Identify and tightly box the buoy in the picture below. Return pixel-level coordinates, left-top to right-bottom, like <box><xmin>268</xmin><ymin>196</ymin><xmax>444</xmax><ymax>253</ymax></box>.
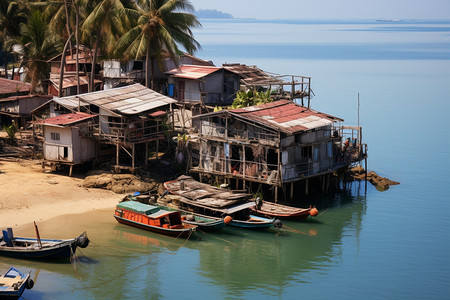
<box><xmin>26</xmin><ymin>278</ymin><xmax>34</xmax><ymax>289</ymax></box>
<box><xmin>77</xmin><ymin>234</ymin><xmax>90</xmax><ymax>248</ymax></box>
<box><xmin>224</xmin><ymin>215</ymin><xmax>232</xmax><ymax>225</ymax></box>
<box><xmin>309</xmin><ymin>229</ymin><xmax>318</xmax><ymax>236</ymax></box>
<box><xmin>273</xmin><ymin>219</ymin><xmax>283</xmax><ymax>228</ymax></box>
<box><xmin>310</xmin><ymin>207</ymin><xmax>319</xmax><ymax>217</ymax></box>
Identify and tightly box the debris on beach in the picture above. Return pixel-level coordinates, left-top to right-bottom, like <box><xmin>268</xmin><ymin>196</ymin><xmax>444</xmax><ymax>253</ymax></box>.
<box><xmin>83</xmin><ymin>172</ymin><xmax>158</xmax><ymax>194</ymax></box>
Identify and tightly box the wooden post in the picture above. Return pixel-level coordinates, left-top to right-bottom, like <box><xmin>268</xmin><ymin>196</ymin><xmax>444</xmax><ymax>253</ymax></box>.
<box><xmin>305</xmin><ymin>178</ymin><xmax>309</xmax><ymax>195</ymax></box>
<box><xmin>145</xmin><ymin>142</ymin><xmax>148</xmax><ymax>165</ymax></box>
<box><xmin>69</xmin><ymin>165</ymin><xmax>73</xmax><ymax>177</ymax></box>
<box><xmin>275</xmin><ymin>185</ymin><xmax>278</xmax><ymax>203</ymax></box>
<box><xmin>156</xmin><ymin>138</ymin><xmax>159</xmax><ymax>160</ymax></box>
<box><xmin>34</xmin><ymin>221</ymin><xmax>42</xmax><ymax>249</ymax></box>
<box><xmin>116</xmin><ymin>143</ymin><xmax>120</xmax><ymax>168</ymax></box>
<box><xmin>290</xmin><ymin>182</ymin><xmax>294</xmax><ymax>200</ymax></box>
<box><xmin>132</xmin><ymin>144</ymin><xmax>135</xmax><ymax>169</ymax></box>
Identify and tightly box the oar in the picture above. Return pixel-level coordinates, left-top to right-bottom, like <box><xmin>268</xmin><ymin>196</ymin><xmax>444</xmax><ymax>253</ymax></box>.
<box><xmin>33</xmin><ymin>221</ymin><xmax>42</xmax><ymax>249</ymax></box>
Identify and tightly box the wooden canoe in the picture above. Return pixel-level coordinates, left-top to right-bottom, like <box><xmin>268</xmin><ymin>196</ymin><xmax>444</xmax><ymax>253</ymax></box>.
<box><xmin>250</xmin><ymin>201</ymin><xmax>317</xmax><ymax>220</ymax></box>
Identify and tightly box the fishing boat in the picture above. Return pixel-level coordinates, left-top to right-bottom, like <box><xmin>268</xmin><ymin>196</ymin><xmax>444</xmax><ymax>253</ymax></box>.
<box><xmin>163</xmin><ymin>176</ymin><xmax>280</xmax><ymax>230</ymax></box>
<box><xmin>114</xmin><ymin>200</ymin><xmax>197</xmax><ymax>238</ymax></box>
<box><xmin>123</xmin><ymin>192</ymin><xmax>228</xmax><ymax>231</ymax></box>
<box><xmin>0</xmin><ymin>267</ymin><xmax>34</xmax><ymax>299</ymax></box>
<box><xmin>0</xmin><ymin>226</ymin><xmax>89</xmax><ymax>260</ymax></box>
<box><xmin>250</xmin><ymin>198</ymin><xmax>319</xmax><ymax>220</ymax></box>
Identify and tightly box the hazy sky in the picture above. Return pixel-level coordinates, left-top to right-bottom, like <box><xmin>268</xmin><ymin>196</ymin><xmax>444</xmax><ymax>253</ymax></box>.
<box><xmin>190</xmin><ymin>0</ymin><xmax>450</xmax><ymax>20</ymax></box>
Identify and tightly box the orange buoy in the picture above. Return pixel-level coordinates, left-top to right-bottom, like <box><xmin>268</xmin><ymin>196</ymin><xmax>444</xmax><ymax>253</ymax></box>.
<box><xmin>224</xmin><ymin>215</ymin><xmax>233</xmax><ymax>225</ymax></box>
<box><xmin>309</xmin><ymin>228</ymin><xmax>318</xmax><ymax>236</ymax></box>
<box><xmin>310</xmin><ymin>207</ymin><xmax>319</xmax><ymax>217</ymax></box>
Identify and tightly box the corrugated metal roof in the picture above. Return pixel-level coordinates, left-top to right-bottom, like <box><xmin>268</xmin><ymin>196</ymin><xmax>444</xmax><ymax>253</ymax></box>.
<box><xmin>39</xmin><ymin>112</ymin><xmax>95</xmax><ymax>126</ymax></box>
<box><xmin>223</xmin><ymin>64</ymin><xmax>284</xmax><ymax>86</ymax></box>
<box><xmin>166</xmin><ymin>65</ymin><xmax>221</xmax><ymax>79</ymax></box>
<box><xmin>0</xmin><ymin>78</ymin><xmax>31</xmax><ymax>95</ymax></box>
<box><xmin>50</xmin><ymin>76</ymin><xmax>101</xmax><ymax>89</ymax></box>
<box><xmin>53</xmin><ymin>83</ymin><xmax>176</xmax><ymax>115</ymax></box>
<box><xmin>229</xmin><ymin>100</ymin><xmax>343</xmax><ymax>134</ymax></box>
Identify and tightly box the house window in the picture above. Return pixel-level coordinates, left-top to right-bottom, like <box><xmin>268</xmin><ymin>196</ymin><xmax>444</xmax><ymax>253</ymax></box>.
<box><xmin>301</xmin><ymin>145</ymin><xmax>312</xmax><ymax>159</ymax></box>
<box><xmin>51</xmin><ymin>132</ymin><xmax>60</xmax><ymax>141</ymax></box>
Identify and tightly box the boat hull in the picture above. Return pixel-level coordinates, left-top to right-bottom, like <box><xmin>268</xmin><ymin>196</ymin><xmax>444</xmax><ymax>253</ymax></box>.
<box><xmin>0</xmin><ymin>238</ymin><xmax>77</xmax><ymax>260</ymax></box>
<box><xmin>228</xmin><ymin>215</ymin><xmax>274</xmax><ymax>229</ymax></box>
<box><xmin>0</xmin><ymin>267</ymin><xmax>31</xmax><ymax>299</ymax></box>
<box><xmin>114</xmin><ymin>215</ymin><xmax>195</xmax><ymax>238</ymax></box>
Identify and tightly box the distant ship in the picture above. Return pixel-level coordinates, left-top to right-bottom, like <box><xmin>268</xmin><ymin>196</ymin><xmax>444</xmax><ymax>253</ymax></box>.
<box><xmin>376</xmin><ymin>19</ymin><xmax>401</xmax><ymax>22</ymax></box>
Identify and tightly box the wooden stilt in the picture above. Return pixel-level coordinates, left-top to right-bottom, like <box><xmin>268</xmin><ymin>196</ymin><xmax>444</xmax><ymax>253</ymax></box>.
<box><xmin>290</xmin><ymin>182</ymin><xmax>294</xmax><ymax>200</ymax></box>
<box><xmin>156</xmin><ymin>139</ymin><xmax>159</xmax><ymax>160</ymax></box>
<box><xmin>69</xmin><ymin>165</ymin><xmax>73</xmax><ymax>177</ymax></box>
<box><xmin>305</xmin><ymin>178</ymin><xmax>309</xmax><ymax>195</ymax></box>
<box><xmin>145</xmin><ymin>142</ymin><xmax>148</xmax><ymax>165</ymax></box>
<box><xmin>132</xmin><ymin>144</ymin><xmax>135</xmax><ymax>169</ymax></box>
<box><xmin>116</xmin><ymin>143</ymin><xmax>120</xmax><ymax>169</ymax></box>
<box><xmin>275</xmin><ymin>185</ymin><xmax>278</xmax><ymax>203</ymax></box>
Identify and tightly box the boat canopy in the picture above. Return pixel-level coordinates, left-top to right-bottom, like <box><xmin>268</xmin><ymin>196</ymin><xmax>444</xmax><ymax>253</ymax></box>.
<box><xmin>117</xmin><ymin>201</ymin><xmax>160</xmax><ymax>215</ymax></box>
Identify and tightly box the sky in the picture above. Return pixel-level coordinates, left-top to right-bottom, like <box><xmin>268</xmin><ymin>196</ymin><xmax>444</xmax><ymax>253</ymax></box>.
<box><xmin>190</xmin><ymin>0</ymin><xmax>450</xmax><ymax>20</ymax></box>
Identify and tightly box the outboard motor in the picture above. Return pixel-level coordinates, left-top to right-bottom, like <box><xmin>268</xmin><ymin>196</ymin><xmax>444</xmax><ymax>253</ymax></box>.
<box><xmin>76</xmin><ymin>232</ymin><xmax>90</xmax><ymax>248</ymax></box>
<box><xmin>273</xmin><ymin>219</ymin><xmax>283</xmax><ymax>229</ymax></box>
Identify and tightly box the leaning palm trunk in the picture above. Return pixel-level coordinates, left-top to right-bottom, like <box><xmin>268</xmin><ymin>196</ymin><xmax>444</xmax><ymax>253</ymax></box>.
<box><xmin>89</xmin><ymin>30</ymin><xmax>100</xmax><ymax>93</ymax></box>
<box><xmin>59</xmin><ymin>33</ymin><xmax>74</xmax><ymax>97</ymax></box>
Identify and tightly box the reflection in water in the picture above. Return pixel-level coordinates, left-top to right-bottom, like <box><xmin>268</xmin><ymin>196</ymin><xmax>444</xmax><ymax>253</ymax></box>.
<box><xmin>0</xmin><ymin>182</ymin><xmax>367</xmax><ymax>298</ymax></box>
<box><xmin>189</xmin><ymin>183</ymin><xmax>367</xmax><ymax>297</ymax></box>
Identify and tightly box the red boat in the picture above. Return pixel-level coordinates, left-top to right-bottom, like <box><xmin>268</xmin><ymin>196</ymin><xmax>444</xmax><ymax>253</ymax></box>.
<box><xmin>114</xmin><ymin>201</ymin><xmax>196</xmax><ymax>238</ymax></box>
<box><xmin>250</xmin><ymin>200</ymin><xmax>319</xmax><ymax>220</ymax></box>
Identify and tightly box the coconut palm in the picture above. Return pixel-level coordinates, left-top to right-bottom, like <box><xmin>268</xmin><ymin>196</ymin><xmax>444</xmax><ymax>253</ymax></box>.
<box><xmin>116</xmin><ymin>0</ymin><xmax>201</xmax><ymax>89</ymax></box>
<box><xmin>7</xmin><ymin>9</ymin><xmax>61</xmax><ymax>93</ymax></box>
<box><xmin>0</xmin><ymin>0</ymin><xmax>27</xmax><ymax>78</ymax></box>
<box><xmin>81</xmin><ymin>0</ymin><xmax>137</xmax><ymax>92</ymax></box>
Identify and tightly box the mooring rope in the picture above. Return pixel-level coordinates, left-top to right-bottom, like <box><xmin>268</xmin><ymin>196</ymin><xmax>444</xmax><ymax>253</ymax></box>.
<box><xmin>197</xmin><ymin>228</ymin><xmax>237</xmax><ymax>247</ymax></box>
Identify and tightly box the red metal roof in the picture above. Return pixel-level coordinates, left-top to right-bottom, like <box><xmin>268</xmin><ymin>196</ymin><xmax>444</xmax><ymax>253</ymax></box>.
<box><xmin>0</xmin><ymin>78</ymin><xmax>31</xmax><ymax>95</ymax></box>
<box><xmin>230</xmin><ymin>100</ymin><xmax>343</xmax><ymax>134</ymax></box>
<box><xmin>166</xmin><ymin>65</ymin><xmax>221</xmax><ymax>80</ymax></box>
<box><xmin>39</xmin><ymin>112</ymin><xmax>95</xmax><ymax>126</ymax></box>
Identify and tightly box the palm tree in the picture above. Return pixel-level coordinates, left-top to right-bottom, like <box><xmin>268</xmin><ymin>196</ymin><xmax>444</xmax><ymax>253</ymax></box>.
<box><xmin>7</xmin><ymin>9</ymin><xmax>61</xmax><ymax>93</ymax></box>
<box><xmin>81</xmin><ymin>0</ymin><xmax>136</xmax><ymax>92</ymax></box>
<box><xmin>116</xmin><ymin>0</ymin><xmax>201</xmax><ymax>89</ymax></box>
<box><xmin>0</xmin><ymin>0</ymin><xmax>27</xmax><ymax>78</ymax></box>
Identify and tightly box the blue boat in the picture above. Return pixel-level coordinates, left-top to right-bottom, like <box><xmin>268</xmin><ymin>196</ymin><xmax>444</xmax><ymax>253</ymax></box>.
<box><xmin>228</xmin><ymin>214</ymin><xmax>274</xmax><ymax>229</ymax></box>
<box><xmin>0</xmin><ymin>267</ymin><xmax>33</xmax><ymax>299</ymax></box>
<box><xmin>0</xmin><ymin>227</ymin><xmax>89</xmax><ymax>261</ymax></box>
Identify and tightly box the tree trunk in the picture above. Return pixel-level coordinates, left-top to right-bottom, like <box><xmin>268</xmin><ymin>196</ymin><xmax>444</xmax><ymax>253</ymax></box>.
<box><xmin>89</xmin><ymin>30</ymin><xmax>100</xmax><ymax>93</ymax></box>
<box><xmin>145</xmin><ymin>45</ymin><xmax>151</xmax><ymax>88</ymax></box>
<box><xmin>59</xmin><ymin>33</ymin><xmax>74</xmax><ymax>97</ymax></box>
<box><xmin>75</xmin><ymin>2</ymin><xmax>80</xmax><ymax>96</ymax></box>
<box><xmin>64</xmin><ymin>0</ymin><xmax>72</xmax><ymax>57</ymax></box>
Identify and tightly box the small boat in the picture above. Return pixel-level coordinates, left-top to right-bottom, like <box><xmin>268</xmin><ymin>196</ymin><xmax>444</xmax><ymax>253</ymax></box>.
<box><xmin>250</xmin><ymin>198</ymin><xmax>319</xmax><ymax>220</ymax></box>
<box><xmin>228</xmin><ymin>214</ymin><xmax>275</xmax><ymax>229</ymax></box>
<box><xmin>123</xmin><ymin>193</ymin><xmax>227</xmax><ymax>231</ymax></box>
<box><xmin>163</xmin><ymin>176</ymin><xmax>281</xmax><ymax>230</ymax></box>
<box><xmin>114</xmin><ymin>201</ymin><xmax>197</xmax><ymax>238</ymax></box>
<box><xmin>0</xmin><ymin>227</ymin><xmax>89</xmax><ymax>261</ymax></box>
<box><xmin>0</xmin><ymin>267</ymin><xmax>34</xmax><ymax>299</ymax></box>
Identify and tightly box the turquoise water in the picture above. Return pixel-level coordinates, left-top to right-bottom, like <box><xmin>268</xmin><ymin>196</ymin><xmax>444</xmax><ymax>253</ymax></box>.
<box><xmin>2</xmin><ymin>19</ymin><xmax>450</xmax><ymax>299</ymax></box>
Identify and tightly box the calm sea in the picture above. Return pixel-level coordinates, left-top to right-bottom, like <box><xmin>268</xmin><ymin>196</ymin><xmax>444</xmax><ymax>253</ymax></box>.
<box><xmin>1</xmin><ymin>19</ymin><xmax>450</xmax><ymax>299</ymax></box>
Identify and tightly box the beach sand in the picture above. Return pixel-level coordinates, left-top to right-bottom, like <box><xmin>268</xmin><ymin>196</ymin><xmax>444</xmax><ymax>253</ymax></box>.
<box><xmin>0</xmin><ymin>159</ymin><xmax>124</xmax><ymax>229</ymax></box>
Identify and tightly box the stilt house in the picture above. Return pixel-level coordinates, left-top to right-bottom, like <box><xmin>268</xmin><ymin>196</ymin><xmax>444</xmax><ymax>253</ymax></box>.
<box><xmin>189</xmin><ymin>100</ymin><xmax>367</xmax><ymax>201</ymax></box>
<box><xmin>50</xmin><ymin>83</ymin><xmax>177</xmax><ymax>172</ymax></box>
<box><xmin>40</xmin><ymin>112</ymin><xmax>97</xmax><ymax>176</ymax></box>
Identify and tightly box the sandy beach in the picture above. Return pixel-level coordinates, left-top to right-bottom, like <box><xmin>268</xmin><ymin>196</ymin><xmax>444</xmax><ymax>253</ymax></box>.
<box><xmin>0</xmin><ymin>158</ymin><xmax>124</xmax><ymax>229</ymax></box>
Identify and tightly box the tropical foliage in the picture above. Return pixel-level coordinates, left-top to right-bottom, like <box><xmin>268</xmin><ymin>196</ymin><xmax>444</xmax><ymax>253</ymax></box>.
<box><xmin>0</xmin><ymin>0</ymin><xmax>201</xmax><ymax>93</ymax></box>
<box><xmin>116</xmin><ymin>0</ymin><xmax>201</xmax><ymax>88</ymax></box>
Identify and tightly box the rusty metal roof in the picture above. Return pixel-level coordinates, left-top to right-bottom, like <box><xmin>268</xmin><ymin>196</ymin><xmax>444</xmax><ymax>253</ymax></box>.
<box><xmin>223</xmin><ymin>64</ymin><xmax>284</xmax><ymax>86</ymax></box>
<box><xmin>0</xmin><ymin>78</ymin><xmax>31</xmax><ymax>95</ymax></box>
<box><xmin>55</xmin><ymin>83</ymin><xmax>176</xmax><ymax>115</ymax></box>
<box><xmin>50</xmin><ymin>76</ymin><xmax>100</xmax><ymax>89</ymax></box>
<box><xmin>39</xmin><ymin>112</ymin><xmax>95</xmax><ymax>126</ymax></box>
<box><xmin>166</xmin><ymin>65</ymin><xmax>221</xmax><ymax>79</ymax></box>
<box><xmin>229</xmin><ymin>100</ymin><xmax>343</xmax><ymax>134</ymax></box>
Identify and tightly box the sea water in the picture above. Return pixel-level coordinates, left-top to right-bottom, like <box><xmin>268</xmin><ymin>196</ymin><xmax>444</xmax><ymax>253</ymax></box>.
<box><xmin>1</xmin><ymin>19</ymin><xmax>450</xmax><ymax>299</ymax></box>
